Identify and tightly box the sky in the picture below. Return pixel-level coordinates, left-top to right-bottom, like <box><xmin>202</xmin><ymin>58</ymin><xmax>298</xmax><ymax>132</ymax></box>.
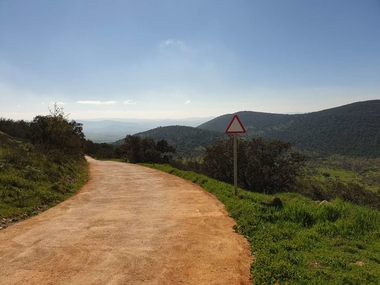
<box><xmin>0</xmin><ymin>0</ymin><xmax>379</xmax><ymax>121</ymax></box>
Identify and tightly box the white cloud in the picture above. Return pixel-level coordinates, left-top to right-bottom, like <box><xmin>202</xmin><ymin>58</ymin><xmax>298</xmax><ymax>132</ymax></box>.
<box><xmin>123</xmin><ymin>100</ymin><xmax>137</xmax><ymax>105</ymax></box>
<box><xmin>162</xmin><ymin>39</ymin><xmax>173</xmax><ymax>46</ymax></box>
<box><xmin>50</xmin><ymin>101</ymin><xmax>66</xmax><ymax>105</ymax></box>
<box><xmin>159</xmin><ymin>39</ymin><xmax>189</xmax><ymax>53</ymax></box>
<box><xmin>160</xmin><ymin>39</ymin><xmax>182</xmax><ymax>47</ymax></box>
<box><xmin>185</xmin><ymin>100</ymin><xmax>191</xmax><ymax>104</ymax></box>
<box><xmin>76</xmin><ymin>101</ymin><xmax>117</xmax><ymax>105</ymax></box>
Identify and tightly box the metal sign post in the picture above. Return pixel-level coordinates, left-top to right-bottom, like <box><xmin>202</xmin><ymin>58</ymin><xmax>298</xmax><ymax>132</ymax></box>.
<box><xmin>233</xmin><ymin>134</ymin><xmax>238</xmax><ymax>196</ymax></box>
<box><xmin>225</xmin><ymin>115</ymin><xmax>246</xmax><ymax>196</ymax></box>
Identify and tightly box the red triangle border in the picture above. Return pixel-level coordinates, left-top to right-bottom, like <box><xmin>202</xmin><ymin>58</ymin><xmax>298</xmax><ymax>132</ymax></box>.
<box><xmin>225</xmin><ymin>115</ymin><xmax>246</xmax><ymax>134</ymax></box>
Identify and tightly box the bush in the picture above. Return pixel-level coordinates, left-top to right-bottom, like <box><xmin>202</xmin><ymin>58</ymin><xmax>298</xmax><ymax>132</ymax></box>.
<box><xmin>202</xmin><ymin>137</ymin><xmax>306</xmax><ymax>194</ymax></box>
<box><xmin>119</xmin><ymin>135</ymin><xmax>175</xmax><ymax>163</ymax></box>
<box><xmin>29</xmin><ymin>104</ymin><xmax>85</xmax><ymax>159</ymax></box>
<box><xmin>295</xmin><ymin>178</ymin><xmax>380</xmax><ymax>210</ymax></box>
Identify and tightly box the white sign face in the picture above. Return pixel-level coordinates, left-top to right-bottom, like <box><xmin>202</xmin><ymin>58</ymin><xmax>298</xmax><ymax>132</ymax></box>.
<box><xmin>225</xmin><ymin>115</ymin><xmax>246</xmax><ymax>134</ymax></box>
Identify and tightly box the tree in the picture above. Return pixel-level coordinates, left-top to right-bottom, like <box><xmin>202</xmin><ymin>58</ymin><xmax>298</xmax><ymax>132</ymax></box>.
<box><xmin>0</xmin><ymin>118</ymin><xmax>31</xmax><ymax>139</ymax></box>
<box><xmin>85</xmin><ymin>140</ymin><xmax>115</xmax><ymax>159</ymax></box>
<box><xmin>156</xmin><ymin>139</ymin><xmax>176</xmax><ymax>163</ymax></box>
<box><xmin>120</xmin><ymin>135</ymin><xmax>175</xmax><ymax>163</ymax></box>
<box><xmin>203</xmin><ymin>137</ymin><xmax>305</xmax><ymax>194</ymax></box>
<box><xmin>202</xmin><ymin>138</ymin><xmax>234</xmax><ymax>184</ymax></box>
<box><xmin>156</xmin><ymin>139</ymin><xmax>175</xmax><ymax>154</ymax></box>
<box><xmin>121</xmin><ymin>135</ymin><xmax>143</xmax><ymax>163</ymax></box>
<box><xmin>29</xmin><ymin>104</ymin><xmax>85</xmax><ymax>161</ymax></box>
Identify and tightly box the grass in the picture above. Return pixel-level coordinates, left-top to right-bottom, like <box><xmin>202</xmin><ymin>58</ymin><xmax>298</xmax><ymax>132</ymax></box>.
<box><xmin>315</xmin><ymin>167</ymin><xmax>360</xmax><ymax>182</ymax></box>
<box><xmin>313</xmin><ymin>167</ymin><xmax>379</xmax><ymax>192</ymax></box>
<box><xmin>142</xmin><ymin>163</ymin><xmax>380</xmax><ymax>285</ymax></box>
<box><xmin>0</xmin><ymin>136</ymin><xmax>88</xmax><ymax>225</ymax></box>
<box><xmin>305</xmin><ymin>153</ymin><xmax>380</xmax><ymax>193</ymax></box>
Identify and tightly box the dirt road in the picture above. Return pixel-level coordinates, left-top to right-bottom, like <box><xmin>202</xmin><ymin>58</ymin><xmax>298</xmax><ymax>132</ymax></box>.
<box><xmin>0</xmin><ymin>157</ymin><xmax>252</xmax><ymax>285</ymax></box>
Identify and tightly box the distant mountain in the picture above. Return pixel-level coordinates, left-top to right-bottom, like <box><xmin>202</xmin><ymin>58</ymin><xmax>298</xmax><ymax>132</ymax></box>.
<box><xmin>198</xmin><ymin>100</ymin><xmax>380</xmax><ymax>158</ymax></box>
<box><xmin>78</xmin><ymin>117</ymin><xmax>213</xmax><ymax>143</ymax></box>
<box><xmin>134</xmin><ymin>126</ymin><xmax>225</xmax><ymax>157</ymax></box>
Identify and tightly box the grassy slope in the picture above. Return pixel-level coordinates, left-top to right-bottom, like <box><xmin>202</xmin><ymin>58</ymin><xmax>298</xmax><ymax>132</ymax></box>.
<box><xmin>0</xmin><ymin>133</ymin><xmax>88</xmax><ymax>226</ymax></box>
<box><xmin>143</xmin><ymin>163</ymin><xmax>380</xmax><ymax>285</ymax></box>
<box><xmin>305</xmin><ymin>153</ymin><xmax>380</xmax><ymax>193</ymax></box>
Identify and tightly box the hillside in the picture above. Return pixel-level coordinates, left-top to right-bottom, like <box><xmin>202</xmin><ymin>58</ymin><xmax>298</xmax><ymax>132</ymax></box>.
<box><xmin>0</xmin><ymin>115</ymin><xmax>88</xmax><ymax>226</ymax></box>
<box><xmin>136</xmin><ymin>126</ymin><xmax>225</xmax><ymax>157</ymax></box>
<box><xmin>199</xmin><ymin>100</ymin><xmax>380</xmax><ymax>158</ymax></box>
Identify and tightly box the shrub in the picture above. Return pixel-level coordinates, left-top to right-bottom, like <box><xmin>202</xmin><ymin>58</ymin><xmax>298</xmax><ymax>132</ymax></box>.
<box><xmin>202</xmin><ymin>137</ymin><xmax>306</xmax><ymax>194</ymax></box>
<box><xmin>119</xmin><ymin>135</ymin><xmax>175</xmax><ymax>163</ymax></box>
<box><xmin>295</xmin><ymin>178</ymin><xmax>380</xmax><ymax>210</ymax></box>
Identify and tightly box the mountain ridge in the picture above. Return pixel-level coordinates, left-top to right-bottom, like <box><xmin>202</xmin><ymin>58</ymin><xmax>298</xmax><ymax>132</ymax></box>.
<box><xmin>111</xmin><ymin>100</ymin><xmax>380</xmax><ymax>158</ymax></box>
<box><xmin>135</xmin><ymin>125</ymin><xmax>225</xmax><ymax>157</ymax></box>
<box><xmin>198</xmin><ymin>100</ymin><xmax>380</xmax><ymax>157</ymax></box>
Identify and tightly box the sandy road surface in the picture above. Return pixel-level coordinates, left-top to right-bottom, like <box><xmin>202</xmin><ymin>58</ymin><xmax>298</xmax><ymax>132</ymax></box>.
<box><xmin>0</xmin><ymin>157</ymin><xmax>251</xmax><ymax>285</ymax></box>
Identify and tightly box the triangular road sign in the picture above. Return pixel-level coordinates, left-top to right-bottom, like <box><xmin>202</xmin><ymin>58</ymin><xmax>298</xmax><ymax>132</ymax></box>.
<box><xmin>225</xmin><ymin>115</ymin><xmax>246</xmax><ymax>134</ymax></box>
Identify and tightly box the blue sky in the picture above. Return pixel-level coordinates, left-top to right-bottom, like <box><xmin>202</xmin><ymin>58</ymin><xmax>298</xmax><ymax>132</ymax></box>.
<box><xmin>0</xmin><ymin>0</ymin><xmax>379</xmax><ymax>120</ymax></box>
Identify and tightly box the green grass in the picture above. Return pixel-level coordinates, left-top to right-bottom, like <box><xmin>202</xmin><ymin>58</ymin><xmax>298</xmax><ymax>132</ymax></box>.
<box><xmin>0</xmin><ymin>138</ymin><xmax>88</xmax><ymax>224</ymax></box>
<box><xmin>305</xmin><ymin>153</ymin><xmax>380</xmax><ymax>193</ymax></box>
<box><xmin>315</xmin><ymin>167</ymin><xmax>360</xmax><ymax>182</ymax></box>
<box><xmin>313</xmin><ymin>167</ymin><xmax>378</xmax><ymax>192</ymax></box>
<box><xmin>142</xmin><ymin>163</ymin><xmax>380</xmax><ymax>285</ymax></box>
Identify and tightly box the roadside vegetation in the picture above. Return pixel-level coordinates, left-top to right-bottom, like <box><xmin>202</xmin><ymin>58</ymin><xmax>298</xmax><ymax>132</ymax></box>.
<box><xmin>161</xmin><ymin>137</ymin><xmax>380</xmax><ymax>210</ymax></box>
<box><xmin>86</xmin><ymin>134</ymin><xmax>176</xmax><ymax>163</ymax></box>
<box><xmin>202</xmin><ymin>137</ymin><xmax>305</xmax><ymax>194</ymax></box>
<box><xmin>293</xmin><ymin>152</ymin><xmax>380</xmax><ymax>210</ymax></box>
<box><xmin>145</xmin><ymin>164</ymin><xmax>380</xmax><ymax>285</ymax></box>
<box><xmin>87</xmin><ymin>134</ymin><xmax>380</xmax><ymax>210</ymax></box>
<box><xmin>58</xmin><ymin>123</ymin><xmax>380</xmax><ymax>284</ymax></box>
<box><xmin>0</xmin><ymin>105</ymin><xmax>87</xmax><ymax>227</ymax></box>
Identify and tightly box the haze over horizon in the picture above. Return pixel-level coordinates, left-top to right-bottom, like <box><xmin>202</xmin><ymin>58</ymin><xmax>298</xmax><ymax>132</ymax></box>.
<box><xmin>1</xmin><ymin>0</ymin><xmax>379</xmax><ymax>121</ymax></box>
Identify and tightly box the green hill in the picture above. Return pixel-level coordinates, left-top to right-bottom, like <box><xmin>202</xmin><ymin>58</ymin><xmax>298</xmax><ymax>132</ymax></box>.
<box><xmin>198</xmin><ymin>100</ymin><xmax>380</xmax><ymax>158</ymax></box>
<box><xmin>0</xmin><ymin>121</ymin><xmax>87</xmax><ymax>226</ymax></box>
<box><xmin>135</xmin><ymin>125</ymin><xmax>225</xmax><ymax>157</ymax></box>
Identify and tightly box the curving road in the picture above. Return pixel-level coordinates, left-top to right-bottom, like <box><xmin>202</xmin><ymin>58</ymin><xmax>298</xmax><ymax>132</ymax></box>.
<box><xmin>0</xmin><ymin>157</ymin><xmax>251</xmax><ymax>285</ymax></box>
